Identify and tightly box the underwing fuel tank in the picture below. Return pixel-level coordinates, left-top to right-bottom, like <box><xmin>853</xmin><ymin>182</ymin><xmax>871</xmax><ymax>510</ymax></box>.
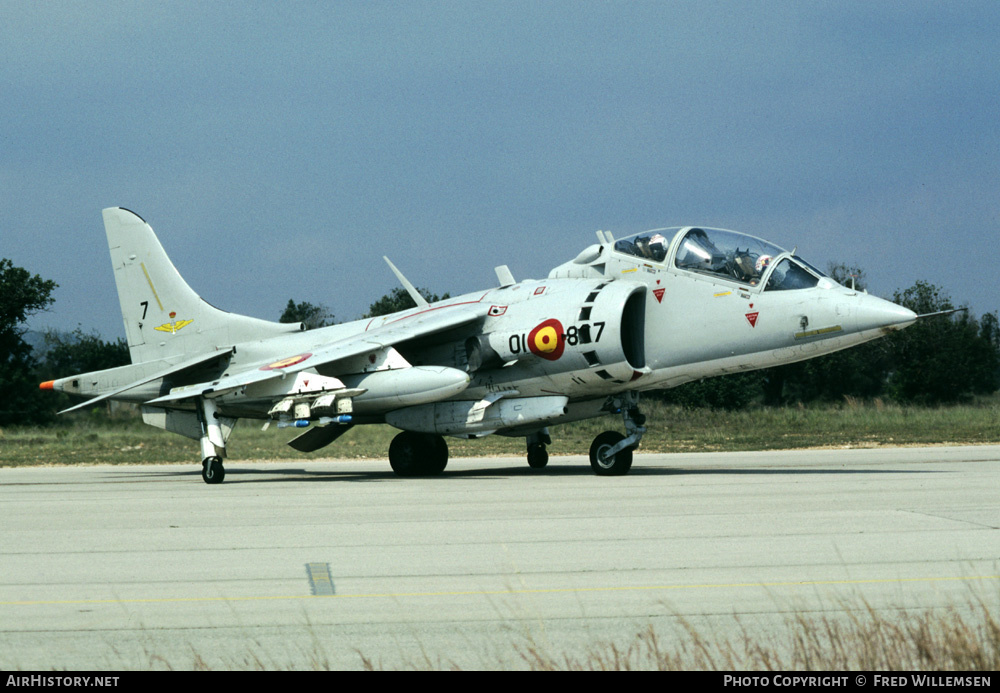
<box><xmin>341</xmin><ymin>366</ymin><xmax>471</xmax><ymax>412</ymax></box>
<box><xmin>385</xmin><ymin>395</ymin><xmax>570</xmax><ymax>436</ymax></box>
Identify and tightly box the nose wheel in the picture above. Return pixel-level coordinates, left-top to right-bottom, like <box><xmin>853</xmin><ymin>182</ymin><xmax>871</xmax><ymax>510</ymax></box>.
<box><xmin>590</xmin><ymin>393</ymin><xmax>646</xmax><ymax>476</ymax></box>
<box><xmin>590</xmin><ymin>432</ymin><xmax>632</xmax><ymax>475</ymax></box>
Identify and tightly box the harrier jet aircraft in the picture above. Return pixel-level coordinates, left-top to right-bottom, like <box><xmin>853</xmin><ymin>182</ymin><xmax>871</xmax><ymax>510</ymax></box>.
<box><xmin>41</xmin><ymin>208</ymin><xmax>917</xmax><ymax>483</ymax></box>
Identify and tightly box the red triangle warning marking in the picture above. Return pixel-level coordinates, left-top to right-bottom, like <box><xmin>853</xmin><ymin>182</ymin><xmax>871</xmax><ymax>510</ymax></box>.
<box><xmin>745</xmin><ymin>312</ymin><xmax>759</xmax><ymax>327</ymax></box>
<box><xmin>653</xmin><ymin>288</ymin><xmax>665</xmax><ymax>303</ymax></box>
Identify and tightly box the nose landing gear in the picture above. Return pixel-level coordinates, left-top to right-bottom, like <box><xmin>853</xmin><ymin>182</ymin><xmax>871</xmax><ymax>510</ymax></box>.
<box><xmin>590</xmin><ymin>393</ymin><xmax>646</xmax><ymax>476</ymax></box>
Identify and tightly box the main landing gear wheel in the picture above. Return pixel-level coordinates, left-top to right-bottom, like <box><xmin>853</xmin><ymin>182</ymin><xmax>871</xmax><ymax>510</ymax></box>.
<box><xmin>525</xmin><ymin>429</ymin><xmax>551</xmax><ymax>470</ymax></box>
<box><xmin>589</xmin><ymin>431</ymin><xmax>633</xmax><ymax>476</ymax></box>
<box><xmin>202</xmin><ymin>456</ymin><xmax>225</xmax><ymax>484</ymax></box>
<box><xmin>389</xmin><ymin>431</ymin><xmax>449</xmax><ymax>477</ymax></box>
<box><xmin>527</xmin><ymin>443</ymin><xmax>549</xmax><ymax>469</ymax></box>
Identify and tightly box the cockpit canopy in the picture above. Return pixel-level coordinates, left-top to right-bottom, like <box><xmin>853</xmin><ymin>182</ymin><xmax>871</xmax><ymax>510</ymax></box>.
<box><xmin>613</xmin><ymin>227</ymin><xmax>830</xmax><ymax>291</ymax></box>
<box><xmin>613</xmin><ymin>231</ymin><xmax>672</xmax><ymax>263</ymax></box>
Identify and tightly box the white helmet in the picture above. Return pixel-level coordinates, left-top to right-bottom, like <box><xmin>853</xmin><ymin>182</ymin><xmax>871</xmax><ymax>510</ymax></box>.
<box><xmin>648</xmin><ymin>233</ymin><xmax>667</xmax><ymax>260</ymax></box>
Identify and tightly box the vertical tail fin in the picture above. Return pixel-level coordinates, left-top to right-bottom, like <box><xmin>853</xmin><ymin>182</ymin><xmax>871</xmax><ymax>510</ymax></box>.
<box><xmin>103</xmin><ymin>207</ymin><xmax>303</xmax><ymax>363</ymax></box>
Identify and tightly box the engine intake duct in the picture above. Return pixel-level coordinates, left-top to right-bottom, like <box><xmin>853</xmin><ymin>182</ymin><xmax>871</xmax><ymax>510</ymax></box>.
<box><xmin>620</xmin><ymin>289</ymin><xmax>646</xmax><ymax>369</ymax></box>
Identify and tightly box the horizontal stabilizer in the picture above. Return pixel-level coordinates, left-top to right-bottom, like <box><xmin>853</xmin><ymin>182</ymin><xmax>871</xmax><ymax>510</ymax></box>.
<box><xmin>59</xmin><ymin>348</ymin><xmax>235</xmax><ymax>414</ymax></box>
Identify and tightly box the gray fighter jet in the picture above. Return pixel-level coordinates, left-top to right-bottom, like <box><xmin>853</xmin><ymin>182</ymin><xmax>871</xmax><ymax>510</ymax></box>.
<box><xmin>41</xmin><ymin>208</ymin><xmax>916</xmax><ymax>482</ymax></box>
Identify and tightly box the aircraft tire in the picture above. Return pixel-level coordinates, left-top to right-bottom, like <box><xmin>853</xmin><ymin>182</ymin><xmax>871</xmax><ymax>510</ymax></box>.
<box><xmin>527</xmin><ymin>443</ymin><xmax>549</xmax><ymax>469</ymax></box>
<box><xmin>202</xmin><ymin>456</ymin><xmax>225</xmax><ymax>484</ymax></box>
<box><xmin>589</xmin><ymin>431</ymin><xmax>633</xmax><ymax>476</ymax></box>
<box><xmin>428</xmin><ymin>434</ymin><xmax>449</xmax><ymax>475</ymax></box>
<box><xmin>389</xmin><ymin>431</ymin><xmax>448</xmax><ymax>477</ymax></box>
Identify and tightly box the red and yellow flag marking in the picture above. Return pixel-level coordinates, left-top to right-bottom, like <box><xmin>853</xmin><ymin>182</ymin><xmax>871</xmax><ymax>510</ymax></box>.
<box><xmin>528</xmin><ymin>319</ymin><xmax>565</xmax><ymax>361</ymax></box>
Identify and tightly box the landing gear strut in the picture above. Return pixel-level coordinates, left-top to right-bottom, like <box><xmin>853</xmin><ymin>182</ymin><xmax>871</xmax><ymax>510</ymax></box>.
<box><xmin>590</xmin><ymin>393</ymin><xmax>646</xmax><ymax>476</ymax></box>
<box><xmin>199</xmin><ymin>397</ymin><xmax>228</xmax><ymax>485</ymax></box>
<box><xmin>389</xmin><ymin>431</ymin><xmax>449</xmax><ymax>477</ymax></box>
<box><xmin>526</xmin><ymin>429</ymin><xmax>551</xmax><ymax>469</ymax></box>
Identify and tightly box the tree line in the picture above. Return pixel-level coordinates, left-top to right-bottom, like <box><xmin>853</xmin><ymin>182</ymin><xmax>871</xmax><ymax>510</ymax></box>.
<box><xmin>1</xmin><ymin>257</ymin><xmax>997</xmax><ymax>426</ymax></box>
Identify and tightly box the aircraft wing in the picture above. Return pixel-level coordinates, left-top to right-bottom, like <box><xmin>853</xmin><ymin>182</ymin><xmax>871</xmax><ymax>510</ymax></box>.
<box><xmin>145</xmin><ymin>303</ymin><xmax>487</xmax><ymax>407</ymax></box>
<box><xmin>353</xmin><ymin>301</ymin><xmax>489</xmax><ymax>349</ymax></box>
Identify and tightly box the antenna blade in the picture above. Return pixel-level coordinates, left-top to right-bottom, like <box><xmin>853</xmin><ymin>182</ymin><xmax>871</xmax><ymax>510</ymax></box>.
<box><xmin>494</xmin><ymin>265</ymin><xmax>515</xmax><ymax>287</ymax></box>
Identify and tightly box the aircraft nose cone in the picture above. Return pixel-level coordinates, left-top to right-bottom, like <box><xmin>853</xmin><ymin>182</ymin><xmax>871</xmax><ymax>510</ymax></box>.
<box><xmin>853</xmin><ymin>294</ymin><xmax>917</xmax><ymax>334</ymax></box>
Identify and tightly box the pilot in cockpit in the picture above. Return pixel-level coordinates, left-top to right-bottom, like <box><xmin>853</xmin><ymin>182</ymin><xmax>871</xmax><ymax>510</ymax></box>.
<box><xmin>733</xmin><ymin>250</ymin><xmax>772</xmax><ymax>285</ymax></box>
<box><xmin>636</xmin><ymin>233</ymin><xmax>668</xmax><ymax>262</ymax></box>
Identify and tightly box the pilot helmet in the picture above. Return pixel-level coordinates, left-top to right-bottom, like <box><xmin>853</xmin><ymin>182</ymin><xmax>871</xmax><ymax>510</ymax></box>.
<box><xmin>755</xmin><ymin>255</ymin><xmax>772</xmax><ymax>273</ymax></box>
<box><xmin>648</xmin><ymin>233</ymin><xmax>667</xmax><ymax>261</ymax></box>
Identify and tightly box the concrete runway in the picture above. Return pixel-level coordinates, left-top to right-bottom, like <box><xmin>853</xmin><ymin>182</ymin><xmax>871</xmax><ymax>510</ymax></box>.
<box><xmin>2</xmin><ymin>445</ymin><xmax>998</xmax><ymax>670</ymax></box>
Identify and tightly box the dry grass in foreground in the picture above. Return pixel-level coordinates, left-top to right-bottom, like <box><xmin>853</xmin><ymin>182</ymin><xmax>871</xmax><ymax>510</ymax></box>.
<box><xmin>358</xmin><ymin>595</ymin><xmax>1000</xmax><ymax>671</ymax></box>
<box><xmin>514</xmin><ymin>600</ymin><xmax>999</xmax><ymax>672</ymax></box>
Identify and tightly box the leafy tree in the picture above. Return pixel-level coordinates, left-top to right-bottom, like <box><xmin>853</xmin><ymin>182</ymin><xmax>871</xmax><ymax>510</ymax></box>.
<box><xmin>767</xmin><ymin>340</ymin><xmax>894</xmax><ymax>405</ymax></box>
<box><xmin>0</xmin><ymin>258</ymin><xmax>58</xmax><ymax>425</ymax></box>
<box><xmin>654</xmin><ymin>371</ymin><xmax>764</xmax><ymax>410</ymax></box>
<box><xmin>886</xmin><ymin>282</ymin><xmax>999</xmax><ymax>403</ymax></box>
<box><xmin>38</xmin><ymin>328</ymin><xmax>130</xmax><ymax>379</ymax></box>
<box><xmin>279</xmin><ymin>299</ymin><xmax>335</xmax><ymax>329</ymax></box>
<box><xmin>826</xmin><ymin>262</ymin><xmax>868</xmax><ymax>292</ymax></box>
<box><xmin>363</xmin><ymin>287</ymin><xmax>450</xmax><ymax>318</ymax></box>
<box><xmin>981</xmin><ymin>312</ymin><xmax>1000</xmax><ymax>388</ymax></box>
<box><xmin>33</xmin><ymin>329</ymin><xmax>131</xmax><ymax>418</ymax></box>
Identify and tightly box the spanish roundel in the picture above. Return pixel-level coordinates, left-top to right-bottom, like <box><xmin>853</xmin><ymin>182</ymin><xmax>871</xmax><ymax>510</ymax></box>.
<box><xmin>260</xmin><ymin>353</ymin><xmax>313</xmax><ymax>371</ymax></box>
<box><xmin>528</xmin><ymin>319</ymin><xmax>565</xmax><ymax>361</ymax></box>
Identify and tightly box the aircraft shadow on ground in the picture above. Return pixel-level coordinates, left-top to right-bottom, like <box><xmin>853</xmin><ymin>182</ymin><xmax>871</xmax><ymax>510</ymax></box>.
<box><xmin>113</xmin><ymin>462</ymin><xmax>939</xmax><ymax>485</ymax></box>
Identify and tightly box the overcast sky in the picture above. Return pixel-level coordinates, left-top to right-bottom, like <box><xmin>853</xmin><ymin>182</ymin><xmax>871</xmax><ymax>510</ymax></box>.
<box><xmin>4</xmin><ymin>1</ymin><xmax>998</xmax><ymax>340</ymax></box>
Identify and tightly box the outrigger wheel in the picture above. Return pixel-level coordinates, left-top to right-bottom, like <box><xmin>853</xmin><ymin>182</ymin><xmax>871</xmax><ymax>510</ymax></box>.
<box><xmin>202</xmin><ymin>456</ymin><xmax>225</xmax><ymax>484</ymax></box>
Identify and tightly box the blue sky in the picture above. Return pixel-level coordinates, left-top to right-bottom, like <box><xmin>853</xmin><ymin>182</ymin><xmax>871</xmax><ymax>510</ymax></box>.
<box><xmin>4</xmin><ymin>1</ymin><xmax>998</xmax><ymax>339</ymax></box>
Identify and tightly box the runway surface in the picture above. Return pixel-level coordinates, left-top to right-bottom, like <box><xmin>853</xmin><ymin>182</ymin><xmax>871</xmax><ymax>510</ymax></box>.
<box><xmin>2</xmin><ymin>445</ymin><xmax>998</xmax><ymax>670</ymax></box>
